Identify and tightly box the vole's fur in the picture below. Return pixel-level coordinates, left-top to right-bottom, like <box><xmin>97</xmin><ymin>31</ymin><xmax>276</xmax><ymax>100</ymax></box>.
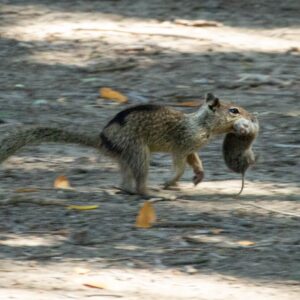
<box><xmin>0</xmin><ymin>93</ymin><xmax>257</xmax><ymax>195</ymax></box>
<box><xmin>223</xmin><ymin>117</ymin><xmax>259</xmax><ymax>196</ymax></box>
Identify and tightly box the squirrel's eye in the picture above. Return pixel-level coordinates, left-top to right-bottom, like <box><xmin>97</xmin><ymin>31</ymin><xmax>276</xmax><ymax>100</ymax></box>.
<box><xmin>229</xmin><ymin>107</ymin><xmax>240</xmax><ymax>114</ymax></box>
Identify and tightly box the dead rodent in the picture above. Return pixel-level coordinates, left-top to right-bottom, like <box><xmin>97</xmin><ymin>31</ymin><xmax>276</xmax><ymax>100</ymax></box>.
<box><xmin>223</xmin><ymin>116</ymin><xmax>259</xmax><ymax>196</ymax></box>
<box><xmin>0</xmin><ymin>93</ymin><xmax>256</xmax><ymax>195</ymax></box>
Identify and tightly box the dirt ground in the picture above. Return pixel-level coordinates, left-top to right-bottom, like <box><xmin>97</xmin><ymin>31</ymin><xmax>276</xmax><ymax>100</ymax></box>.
<box><xmin>0</xmin><ymin>1</ymin><xmax>299</xmax><ymax>299</ymax></box>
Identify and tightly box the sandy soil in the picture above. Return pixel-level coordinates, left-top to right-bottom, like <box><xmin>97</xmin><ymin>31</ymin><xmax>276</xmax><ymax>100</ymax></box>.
<box><xmin>0</xmin><ymin>1</ymin><xmax>299</xmax><ymax>299</ymax></box>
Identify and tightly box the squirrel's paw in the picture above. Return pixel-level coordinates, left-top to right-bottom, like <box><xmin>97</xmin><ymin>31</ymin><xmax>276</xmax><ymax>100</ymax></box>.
<box><xmin>193</xmin><ymin>170</ymin><xmax>204</xmax><ymax>186</ymax></box>
<box><xmin>163</xmin><ymin>180</ymin><xmax>179</xmax><ymax>190</ymax></box>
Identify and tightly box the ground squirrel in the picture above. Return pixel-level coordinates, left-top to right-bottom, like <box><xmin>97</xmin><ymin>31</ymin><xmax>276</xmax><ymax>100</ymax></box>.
<box><xmin>223</xmin><ymin>116</ymin><xmax>259</xmax><ymax>196</ymax></box>
<box><xmin>0</xmin><ymin>93</ymin><xmax>257</xmax><ymax>195</ymax></box>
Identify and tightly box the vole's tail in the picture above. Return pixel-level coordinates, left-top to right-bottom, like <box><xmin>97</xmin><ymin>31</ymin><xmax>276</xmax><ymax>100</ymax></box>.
<box><xmin>0</xmin><ymin>127</ymin><xmax>101</xmax><ymax>163</ymax></box>
<box><xmin>235</xmin><ymin>173</ymin><xmax>245</xmax><ymax>197</ymax></box>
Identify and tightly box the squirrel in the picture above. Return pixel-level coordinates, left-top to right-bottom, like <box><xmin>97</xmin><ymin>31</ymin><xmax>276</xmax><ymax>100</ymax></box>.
<box><xmin>223</xmin><ymin>116</ymin><xmax>259</xmax><ymax>196</ymax></box>
<box><xmin>0</xmin><ymin>93</ymin><xmax>257</xmax><ymax>195</ymax></box>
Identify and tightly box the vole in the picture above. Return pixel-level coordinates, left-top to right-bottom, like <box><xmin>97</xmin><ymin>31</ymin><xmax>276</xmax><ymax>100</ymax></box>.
<box><xmin>223</xmin><ymin>116</ymin><xmax>259</xmax><ymax>196</ymax></box>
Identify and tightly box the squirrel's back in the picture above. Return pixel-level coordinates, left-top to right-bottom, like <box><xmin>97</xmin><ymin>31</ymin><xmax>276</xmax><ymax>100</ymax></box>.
<box><xmin>100</xmin><ymin>104</ymin><xmax>195</xmax><ymax>153</ymax></box>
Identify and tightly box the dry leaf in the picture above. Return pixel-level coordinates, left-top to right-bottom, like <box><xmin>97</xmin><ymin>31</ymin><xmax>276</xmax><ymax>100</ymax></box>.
<box><xmin>173</xmin><ymin>101</ymin><xmax>202</xmax><ymax>107</ymax></box>
<box><xmin>237</xmin><ymin>240</ymin><xmax>256</xmax><ymax>247</ymax></box>
<box><xmin>99</xmin><ymin>87</ymin><xmax>128</xmax><ymax>103</ymax></box>
<box><xmin>15</xmin><ymin>188</ymin><xmax>39</xmax><ymax>193</ymax></box>
<box><xmin>54</xmin><ymin>175</ymin><xmax>71</xmax><ymax>189</ymax></box>
<box><xmin>52</xmin><ymin>229</ymin><xmax>69</xmax><ymax>236</ymax></box>
<box><xmin>67</xmin><ymin>205</ymin><xmax>99</xmax><ymax>211</ymax></box>
<box><xmin>211</xmin><ymin>228</ymin><xmax>224</xmax><ymax>235</ymax></box>
<box><xmin>83</xmin><ymin>282</ymin><xmax>107</xmax><ymax>289</ymax></box>
<box><xmin>136</xmin><ymin>201</ymin><xmax>157</xmax><ymax>228</ymax></box>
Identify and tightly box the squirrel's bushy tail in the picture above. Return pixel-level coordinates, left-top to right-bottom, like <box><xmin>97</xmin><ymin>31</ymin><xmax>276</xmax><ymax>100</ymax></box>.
<box><xmin>0</xmin><ymin>127</ymin><xmax>100</xmax><ymax>163</ymax></box>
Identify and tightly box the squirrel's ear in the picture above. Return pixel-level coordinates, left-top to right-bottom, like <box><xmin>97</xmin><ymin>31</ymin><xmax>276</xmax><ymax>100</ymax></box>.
<box><xmin>205</xmin><ymin>93</ymin><xmax>220</xmax><ymax>111</ymax></box>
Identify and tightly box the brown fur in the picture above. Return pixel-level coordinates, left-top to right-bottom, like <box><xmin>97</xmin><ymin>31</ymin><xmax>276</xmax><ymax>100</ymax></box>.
<box><xmin>99</xmin><ymin>93</ymin><xmax>257</xmax><ymax>194</ymax></box>
<box><xmin>223</xmin><ymin>117</ymin><xmax>259</xmax><ymax>196</ymax></box>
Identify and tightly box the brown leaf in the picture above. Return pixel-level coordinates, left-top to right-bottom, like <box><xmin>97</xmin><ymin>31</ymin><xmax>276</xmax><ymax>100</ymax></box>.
<box><xmin>237</xmin><ymin>240</ymin><xmax>256</xmax><ymax>247</ymax></box>
<box><xmin>173</xmin><ymin>101</ymin><xmax>202</xmax><ymax>107</ymax></box>
<box><xmin>99</xmin><ymin>87</ymin><xmax>128</xmax><ymax>103</ymax></box>
<box><xmin>83</xmin><ymin>282</ymin><xmax>107</xmax><ymax>289</ymax></box>
<box><xmin>67</xmin><ymin>205</ymin><xmax>99</xmax><ymax>211</ymax></box>
<box><xmin>136</xmin><ymin>201</ymin><xmax>157</xmax><ymax>228</ymax></box>
<box><xmin>54</xmin><ymin>175</ymin><xmax>71</xmax><ymax>189</ymax></box>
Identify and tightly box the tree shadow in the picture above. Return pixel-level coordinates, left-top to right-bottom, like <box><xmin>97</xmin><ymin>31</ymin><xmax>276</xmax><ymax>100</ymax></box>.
<box><xmin>0</xmin><ymin>196</ymin><xmax>299</xmax><ymax>282</ymax></box>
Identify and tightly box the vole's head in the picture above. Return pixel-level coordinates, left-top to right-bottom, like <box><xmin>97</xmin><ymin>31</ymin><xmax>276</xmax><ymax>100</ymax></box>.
<box><xmin>204</xmin><ymin>93</ymin><xmax>257</xmax><ymax>135</ymax></box>
<box><xmin>233</xmin><ymin>115</ymin><xmax>259</xmax><ymax>136</ymax></box>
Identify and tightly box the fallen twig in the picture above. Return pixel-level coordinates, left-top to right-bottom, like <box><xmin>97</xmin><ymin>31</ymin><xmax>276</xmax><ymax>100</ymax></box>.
<box><xmin>85</xmin><ymin>294</ymin><xmax>123</xmax><ymax>298</ymax></box>
<box><xmin>0</xmin><ymin>196</ymin><xmax>68</xmax><ymax>206</ymax></box>
<box><xmin>166</xmin><ymin>257</ymin><xmax>209</xmax><ymax>266</ymax></box>
<box><xmin>76</xmin><ymin>27</ymin><xmax>204</xmax><ymax>41</ymax></box>
<box><xmin>154</xmin><ymin>221</ymin><xmax>247</xmax><ymax>232</ymax></box>
<box><xmin>174</xmin><ymin>19</ymin><xmax>222</xmax><ymax>27</ymax></box>
<box><xmin>15</xmin><ymin>187</ymin><xmax>75</xmax><ymax>193</ymax></box>
<box><xmin>154</xmin><ymin>221</ymin><xmax>210</xmax><ymax>228</ymax></box>
<box><xmin>243</xmin><ymin>202</ymin><xmax>300</xmax><ymax>218</ymax></box>
<box><xmin>164</xmin><ymin>248</ymin><xmax>202</xmax><ymax>253</ymax></box>
<box><xmin>84</xmin><ymin>62</ymin><xmax>137</xmax><ymax>73</ymax></box>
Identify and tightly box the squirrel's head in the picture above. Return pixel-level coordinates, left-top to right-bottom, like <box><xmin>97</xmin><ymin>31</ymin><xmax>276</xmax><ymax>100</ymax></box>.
<box><xmin>203</xmin><ymin>93</ymin><xmax>258</xmax><ymax>135</ymax></box>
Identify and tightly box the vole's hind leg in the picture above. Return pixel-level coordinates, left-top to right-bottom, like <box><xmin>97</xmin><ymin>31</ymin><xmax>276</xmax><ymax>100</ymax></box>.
<box><xmin>164</xmin><ymin>154</ymin><xmax>186</xmax><ymax>189</ymax></box>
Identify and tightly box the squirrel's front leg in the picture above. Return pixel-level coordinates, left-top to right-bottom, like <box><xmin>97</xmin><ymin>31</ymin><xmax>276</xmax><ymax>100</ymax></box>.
<box><xmin>164</xmin><ymin>154</ymin><xmax>186</xmax><ymax>188</ymax></box>
<box><xmin>186</xmin><ymin>152</ymin><xmax>204</xmax><ymax>185</ymax></box>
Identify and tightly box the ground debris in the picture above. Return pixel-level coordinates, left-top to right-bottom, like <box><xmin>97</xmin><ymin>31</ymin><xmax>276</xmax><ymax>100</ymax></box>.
<box><xmin>0</xmin><ymin>1</ymin><xmax>300</xmax><ymax>299</ymax></box>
